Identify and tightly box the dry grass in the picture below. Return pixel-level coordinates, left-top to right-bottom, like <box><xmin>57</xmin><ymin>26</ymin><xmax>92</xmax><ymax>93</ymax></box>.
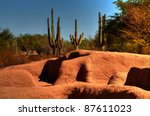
<box><xmin>0</xmin><ymin>50</ymin><xmax>55</xmax><ymax>67</ymax></box>
<box><xmin>0</xmin><ymin>51</ymin><xmax>29</xmax><ymax>67</ymax></box>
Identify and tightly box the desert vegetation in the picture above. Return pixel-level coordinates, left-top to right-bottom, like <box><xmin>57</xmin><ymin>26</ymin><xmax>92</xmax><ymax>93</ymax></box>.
<box><xmin>0</xmin><ymin>0</ymin><xmax>149</xmax><ymax>67</ymax></box>
<box><xmin>0</xmin><ymin>0</ymin><xmax>150</xmax><ymax>99</ymax></box>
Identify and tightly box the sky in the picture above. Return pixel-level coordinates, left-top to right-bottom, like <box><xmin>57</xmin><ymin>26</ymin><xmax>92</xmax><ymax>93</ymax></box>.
<box><xmin>0</xmin><ymin>0</ymin><xmax>119</xmax><ymax>40</ymax></box>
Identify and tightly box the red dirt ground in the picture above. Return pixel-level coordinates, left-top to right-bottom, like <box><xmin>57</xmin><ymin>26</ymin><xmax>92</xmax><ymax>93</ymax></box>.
<box><xmin>0</xmin><ymin>50</ymin><xmax>150</xmax><ymax>99</ymax></box>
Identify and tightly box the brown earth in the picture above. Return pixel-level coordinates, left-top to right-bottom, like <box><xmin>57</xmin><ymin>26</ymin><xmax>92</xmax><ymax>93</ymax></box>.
<box><xmin>0</xmin><ymin>50</ymin><xmax>150</xmax><ymax>99</ymax></box>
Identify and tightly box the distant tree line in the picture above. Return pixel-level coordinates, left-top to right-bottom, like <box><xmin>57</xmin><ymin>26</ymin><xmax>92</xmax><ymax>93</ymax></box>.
<box><xmin>0</xmin><ymin>0</ymin><xmax>149</xmax><ymax>67</ymax></box>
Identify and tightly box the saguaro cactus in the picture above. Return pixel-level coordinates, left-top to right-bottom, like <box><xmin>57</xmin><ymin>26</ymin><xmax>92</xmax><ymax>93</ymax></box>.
<box><xmin>98</xmin><ymin>12</ymin><xmax>102</xmax><ymax>49</ymax></box>
<box><xmin>70</xmin><ymin>19</ymin><xmax>84</xmax><ymax>50</ymax></box>
<box><xmin>98</xmin><ymin>12</ymin><xmax>107</xmax><ymax>50</ymax></box>
<box><xmin>56</xmin><ymin>17</ymin><xmax>63</xmax><ymax>56</ymax></box>
<box><xmin>47</xmin><ymin>8</ymin><xmax>55</xmax><ymax>56</ymax></box>
<box><xmin>47</xmin><ymin>8</ymin><xmax>63</xmax><ymax>56</ymax></box>
<box><xmin>102</xmin><ymin>14</ymin><xmax>106</xmax><ymax>47</ymax></box>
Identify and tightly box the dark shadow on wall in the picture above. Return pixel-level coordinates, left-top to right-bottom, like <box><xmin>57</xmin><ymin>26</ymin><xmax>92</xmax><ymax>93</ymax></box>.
<box><xmin>125</xmin><ymin>67</ymin><xmax>150</xmax><ymax>90</ymax></box>
<box><xmin>39</xmin><ymin>56</ymin><xmax>66</xmax><ymax>84</ymax></box>
<box><xmin>66</xmin><ymin>51</ymin><xmax>90</xmax><ymax>60</ymax></box>
<box><xmin>39</xmin><ymin>50</ymin><xmax>90</xmax><ymax>84</ymax></box>
<box><xmin>68</xmin><ymin>87</ymin><xmax>137</xmax><ymax>99</ymax></box>
<box><xmin>76</xmin><ymin>64</ymin><xmax>87</xmax><ymax>82</ymax></box>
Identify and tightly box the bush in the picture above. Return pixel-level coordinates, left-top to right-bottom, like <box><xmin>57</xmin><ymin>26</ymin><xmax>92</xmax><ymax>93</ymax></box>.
<box><xmin>0</xmin><ymin>50</ymin><xmax>29</xmax><ymax>67</ymax></box>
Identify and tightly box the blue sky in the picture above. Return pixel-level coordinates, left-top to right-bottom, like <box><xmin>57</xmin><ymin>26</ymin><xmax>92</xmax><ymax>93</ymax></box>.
<box><xmin>0</xmin><ymin>0</ymin><xmax>119</xmax><ymax>40</ymax></box>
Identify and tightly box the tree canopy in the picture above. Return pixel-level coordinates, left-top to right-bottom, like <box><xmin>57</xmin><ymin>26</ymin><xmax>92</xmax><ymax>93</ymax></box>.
<box><xmin>105</xmin><ymin>0</ymin><xmax>150</xmax><ymax>54</ymax></box>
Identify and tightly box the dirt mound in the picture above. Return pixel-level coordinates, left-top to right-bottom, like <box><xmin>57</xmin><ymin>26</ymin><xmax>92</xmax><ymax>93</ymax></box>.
<box><xmin>125</xmin><ymin>67</ymin><xmax>150</xmax><ymax>90</ymax></box>
<box><xmin>4</xmin><ymin>59</ymin><xmax>48</xmax><ymax>80</ymax></box>
<box><xmin>39</xmin><ymin>50</ymin><xmax>150</xmax><ymax>86</ymax></box>
<box><xmin>66</xmin><ymin>83</ymin><xmax>150</xmax><ymax>99</ymax></box>
<box><xmin>0</xmin><ymin>50</ymin><xmax>150</xmax><ymax>98</ymax></box>
<box><xmin>107</xmin><ymin>72</ymin><xmax>127</xmax><ymax>85</ymax></box>
<box><xmin>0</xmin><ymin>69</ymin><xmax>36</xmax><ymax>87</ymax></box>
<box><xmin>0</xmin><ymin>83</ymin><xmax>150</xmax><ymax>99</ymax></box>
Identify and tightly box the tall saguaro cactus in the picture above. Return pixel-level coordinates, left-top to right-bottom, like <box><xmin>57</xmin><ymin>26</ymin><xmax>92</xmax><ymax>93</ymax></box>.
<box><xmin>102</xmin><ymin>14</ymin><xmax>106</xmax><ymax>47</ymax></box>
<box><xmin>70</xmin><ymin>19</ymin><xmax>84</xmax><ymax>50</ymax></box>
<box><xmin>56</xmin><ymin>17</ymin><xmax>63</xmax><ymax>56</ymax></box>
<box><xmin>51</xmin><ymin>8</ymin><xmax>55</xmax><ymax>47</ymax></box>
<box><xmin>47</xmin><ymin>8</ymin><xmax>63</xmax><ymax>56</ymax></box>
<box><xmin>47</xmin><ymin>8</ymin><xmax>55</xmax><ymax>56</ymax></box>
<box><xmin>47</xmin><ymin>17</ymin><xmax>51</xmax><ymax>45</ymax></box>
<box><xmin>98</xmin><ymin>12</ymin><xmax>102</xmax><ymax>48</ymax></box>
<box><xmin>98</xmin><ymin>12</ymin><xmax>107</xmax><ymax>50</ymax></box>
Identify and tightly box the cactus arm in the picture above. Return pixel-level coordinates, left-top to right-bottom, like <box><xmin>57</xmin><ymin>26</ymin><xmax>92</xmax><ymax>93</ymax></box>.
<box><xmin>78</xmin><ymin>33</ymin><xmax>84</xmax><ymax>45</ymax></box>
<box><xmin>47</xmin><ymin>17</ymin><xmax>54</xmax><ymax>48</ymax></box>
<box><xmin>51</xmin><ymin>8</ymin><xmax>55</xmax><ymax>47</ymax></box>
<box><xmin>102</xmin><ymin>14</ymin><xmax>106</xmax><ymax>45</ymax></box>
<box><xmin>70</xmin><ymin>35</ymin><xmax>75</xmax><ymax>45</ymax></box>
<box><xmin>60</xmin><ymin>37</ymin><xmax>63</xmax><ymax>49</ymax></box>
<box><xmin>75</xmin><ymin>19</ymin><xmax>78</xmax><ymax>45</ymax></box>
<box><xmin>98</xmin><ymin>12</ymin><xmax>102</xmax><ymax>47</ymax></box>
<box><xmin>70</xmin><ymin>19</ymin><xmax>84</xmax><ymax>50</ymax></box>
<box><xmin>98</xmin><ymin>12</ymin><xmax>107</xmax><ymax>50</ymax></box>
<box><xmin>70</xmin><ymin>34</ymin><xmax>74</xmax><ymax>44</ymax></box>
<box><xmin>56</xmin><ymin>17</ymin><xmax>61</xmax><ymax>47</ymax></box>
<box><xmin>56</xmin><ymin>17</ymin><xmax>63</xmax><ymax>56</ymax></box>
<box><xmin>47</xmin><ymin>17</ymin><xmax>51</xmax><ymax>46</ymax></box>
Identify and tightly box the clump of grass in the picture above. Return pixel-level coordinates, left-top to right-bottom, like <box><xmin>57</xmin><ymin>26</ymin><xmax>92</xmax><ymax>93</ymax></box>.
<box><xmin>0</xmin><ymin>50</ymin><xmax>57</xmax><ymax>68</ymax></box>
<box><xmin>0</xmin><ymin>50</ymin><xmax>29</xmax><ymax>67</ymax></box>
